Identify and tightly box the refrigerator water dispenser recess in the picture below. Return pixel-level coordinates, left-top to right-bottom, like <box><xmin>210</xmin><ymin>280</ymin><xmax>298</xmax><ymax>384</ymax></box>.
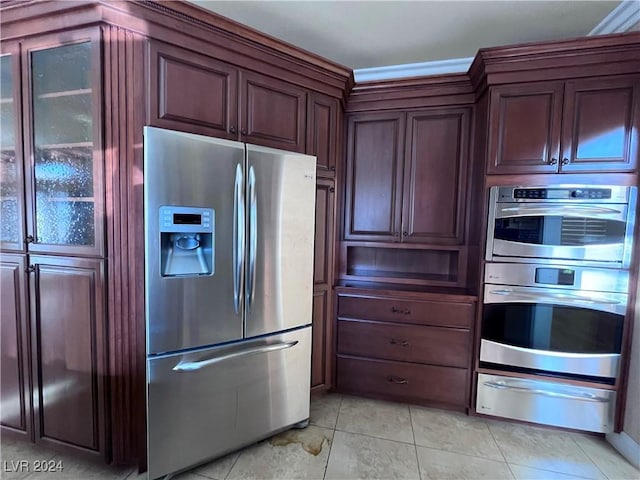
<box><xmin>159</xmin><ymin>206</ymin><xmax>215</xmax><ymax>277</ymax></box>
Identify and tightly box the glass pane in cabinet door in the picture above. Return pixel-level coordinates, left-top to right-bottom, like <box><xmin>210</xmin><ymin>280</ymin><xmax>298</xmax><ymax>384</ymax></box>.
<box><xmin>0</xmin><ymin>54</ymin><xmax>19</xmax><ymax>244</ymax></box>
<box><xmin>31</xmin><ymin>42</ymin><xmax>95</xmax><ymax>247</ymax></box>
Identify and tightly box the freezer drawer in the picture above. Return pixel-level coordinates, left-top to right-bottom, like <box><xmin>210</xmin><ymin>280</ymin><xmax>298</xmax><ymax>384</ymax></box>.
<box><xmin>476</xmin><ymin>373</ymin><xmax>615</xmax><ymax>433</ymax></box>
<box><xmin>147</xmin><ymin>327</ymin><xmax>311</xmax><ymax>480</ymax></box>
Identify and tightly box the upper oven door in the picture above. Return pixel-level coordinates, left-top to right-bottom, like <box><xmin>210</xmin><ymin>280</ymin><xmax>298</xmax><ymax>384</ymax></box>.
<box><xmin>488</xmin><ymin>202</ymin><xmax>630</xmax><ymax>266</ymax></box>
<box><xmin>481</xmin><ymin>284</ymin><xmax>626</xmax><ymax>378</ymax></box>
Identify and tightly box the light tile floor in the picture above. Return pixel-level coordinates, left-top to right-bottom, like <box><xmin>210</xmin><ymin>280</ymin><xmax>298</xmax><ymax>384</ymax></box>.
<box><xmin>1</xmin><ymin>394</ymin><xmax>638</xmax><ymax>480</ymax></box>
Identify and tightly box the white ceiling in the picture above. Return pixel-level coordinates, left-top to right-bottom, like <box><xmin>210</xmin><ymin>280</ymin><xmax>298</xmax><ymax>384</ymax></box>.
<box><xmin>190</xmin><ymin>0</ymin><xmax>624</xmax><ymax>71</ymax></box>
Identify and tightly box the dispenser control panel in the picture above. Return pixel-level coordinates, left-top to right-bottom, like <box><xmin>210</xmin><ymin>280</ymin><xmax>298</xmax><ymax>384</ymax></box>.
<box><xmin>159</xmin><ymin>206</ymin><xmax>214</xmax><ymax>233</ymax></box>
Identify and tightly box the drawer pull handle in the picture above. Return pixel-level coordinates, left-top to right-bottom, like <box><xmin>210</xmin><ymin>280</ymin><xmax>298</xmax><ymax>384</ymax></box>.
<box><xmin>389</xmin><ymin>338</ymin><xmax>409</xmax><ymax>347</ymax></box>
<box><xmin>387</xmin><ymin>376</ymin><xmax>408</xmax><ymax>385</ymax></box>
<box><xmin>390</xmin><ymin>306</ymin><xmax>411</xmax><ymax>315</ymax></box>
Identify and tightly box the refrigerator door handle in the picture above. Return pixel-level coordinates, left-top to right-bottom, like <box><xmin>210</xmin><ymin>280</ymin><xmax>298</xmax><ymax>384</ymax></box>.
<box><xmin>246</xmin><ymin>165</ymin><xmax>257</xmax><ymax>311</ymax></box>
<box><xmin>233</xmin><ymin>163</ymin><xmax>245</xmax><ymax>315</ymax></box>
<box><xmin>172</xmin><ymin>340</ymin><xmax>299</xmax><ymax>372</ymax></box>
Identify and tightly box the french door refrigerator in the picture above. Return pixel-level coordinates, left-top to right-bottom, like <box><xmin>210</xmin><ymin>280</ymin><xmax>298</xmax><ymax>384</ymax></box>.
<box><xmin>144</xmin><ymin>126</ymin><xmax>316</xmax><ymax>479</ymax></box>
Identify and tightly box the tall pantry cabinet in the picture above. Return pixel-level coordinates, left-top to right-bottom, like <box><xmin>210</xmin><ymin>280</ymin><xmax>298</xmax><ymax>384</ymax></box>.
<box><xmin>0</xmin><ymin>28</ymin><xmax>108</xmax><ymax>460</ymax></box>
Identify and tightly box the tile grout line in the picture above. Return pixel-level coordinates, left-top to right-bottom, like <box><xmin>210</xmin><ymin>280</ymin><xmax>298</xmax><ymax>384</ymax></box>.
<box><xmin>222</xmin><ymin>451</ymin><xmax>242</xmax><ymax>480</ymax></box>
<box><xmin>571</xmin><ymin>436</ymin><xmax>611</xmax><ymax>480</ymax></box>
<box><xmin>408</xmin><ymin>406</ymin><xmax>422</xmax><ymax>480</ymax></box>
<box><xmin>323</xmin><ymin>394</ymin><xmax>344</xmax><ymax>480</ymax></box>
<box><xmin>485</xmin><ymin>420</ymin><xmax>510</xmax><ymax>464</ymax></box>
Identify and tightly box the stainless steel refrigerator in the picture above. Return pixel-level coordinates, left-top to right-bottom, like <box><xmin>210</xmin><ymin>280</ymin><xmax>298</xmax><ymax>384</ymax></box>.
<box><xmin>144</xmin><ymin>126</ymin><xmax>316</xmax><ymax>479</ymax></box>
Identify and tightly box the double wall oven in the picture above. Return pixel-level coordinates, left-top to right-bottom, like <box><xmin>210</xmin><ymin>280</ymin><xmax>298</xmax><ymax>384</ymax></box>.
<box><xmin>477</xmin><ymin>185</ymin><xmax>636</xmax><ymax>433</ymax></box>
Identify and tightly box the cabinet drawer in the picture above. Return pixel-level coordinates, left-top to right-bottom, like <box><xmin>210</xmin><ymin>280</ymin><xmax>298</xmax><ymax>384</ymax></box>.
<box><xmin>337</xmin><ymin>355</ymin><xmax>468</xmax><ymax>407</ymax></box>
<box><xmin>338</xmin><ymin>295</ymin><xmax>473</xmax><ymax>328</ymax></box>
<box><xmin>337</xmin><ymin>319</ymin><xmax>470</xmax><ymax>368</ymax></box>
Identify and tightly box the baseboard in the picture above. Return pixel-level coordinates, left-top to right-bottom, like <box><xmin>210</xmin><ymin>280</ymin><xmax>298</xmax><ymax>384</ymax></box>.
<box><xmin>606</xmin><ymin>431</ymin><xmax>640</xmax><ymax>469</ymax></box>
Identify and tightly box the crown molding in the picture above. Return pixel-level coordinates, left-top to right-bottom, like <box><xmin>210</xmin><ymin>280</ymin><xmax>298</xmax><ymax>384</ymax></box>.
<box><xmin>589</xmin><ymin>0</ymin><xmax>640</xmax><ymax>35</ymax></box>
<box><xmin>353</xmin><ymin>57</ymin><xmax>474</xmax><ymax>82</ymax></box>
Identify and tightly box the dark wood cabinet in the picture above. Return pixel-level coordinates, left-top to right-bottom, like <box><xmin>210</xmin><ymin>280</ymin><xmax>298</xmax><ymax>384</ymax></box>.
<box><xmin>402</xmin><ymin>109</ymin><xmax>469</xmax><ymax>244</ymax></box>
<box><xmin>344</xmin><ymin>112</ymin><xmax>405</xmax><ymax>242</ymax></box>
<box><xmin>487</xmin><ymin>82</ymin><xmax>563</xmax><ymax>174</ymax></box>
<box><xmin>0</xmin><ymin>42</ymin><xmax>26</xmax><ymax>253</ymax></box>
<box><xmin>335</xmin><ymin>288</ymin><xmax>475</xmax><ymax>408</ymax></box>
<box><xmin>0</xmin><ymin>253</ymin><xmax>31</xmax><ymax>439</ymax></box>
<box><xmin>345</xmin><ymin>109</ymin><xmax>470</xmax><ymax>244</ymax></box>
<box><xmin>149</xmin><ymin>41</ymin><xmax>308</xmax><ymax>152</ymax></box>
<box><xmin>149</xmin><ymin>41</ymin><xmax>238</xmax><ymax>139</ymax></box>
<box><xmin>240</xmin><ymin>70</ymin><xmax>306</xmax><ymax>152</ymax></box>
<box><xmin>307</xmin><ymin>92</ymin><xmax>339</xmax><ymax>176</ymax></box>
<box><xmin>487</xmin><ymin>76</ymin><xmax>639</xmax><ymax>174</ymax></box>
<box><xmin>314</xmin><ymin>179</ymin><xmax>336</xmax><ymax>286</ymax></box>
<box><xmin>0</xmin><ymin>28</ymin><xmax>109</xmax><ymax>461</ymax></box>
<box><xmin>311</xmin><ymin>289</ymin><xmax>329</xmax><ymax>389</ymax></box>
<box><xmin>22</xmin><ymin>29</ymin><xmax>105</xmax><ymax>257</ymax></box>
<box><xmin>29</xmin><ymin>255</ymin><xmax>107</xmax><ymax>458</ymax></box>
<box><xmin>312</xmin><ymin>178</ymin><xmax>336</xmax><ymax>390</ymax></box>
<box><xmin>560</xmin><ymin>77</ymin><xmax>639</xmax><ymax>173</ymax></box>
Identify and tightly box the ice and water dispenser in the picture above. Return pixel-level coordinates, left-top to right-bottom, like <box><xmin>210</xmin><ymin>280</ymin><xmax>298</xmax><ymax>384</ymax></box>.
<box><xmin>159</xmin><ymin>206</ymin><xmax>214</xmax><ymax>276</ymax></box>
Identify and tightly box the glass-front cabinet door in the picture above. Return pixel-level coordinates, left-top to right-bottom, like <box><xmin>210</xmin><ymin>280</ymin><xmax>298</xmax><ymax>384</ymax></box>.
<box><xmin>1</xmin><ymin>43</ymin><xmax>26</xmax><ymax>252</ymax></box>
<box><xmin>23</xmin><ymin>29</ymin><xmax>103</xmax><ymax>256</ymax></box>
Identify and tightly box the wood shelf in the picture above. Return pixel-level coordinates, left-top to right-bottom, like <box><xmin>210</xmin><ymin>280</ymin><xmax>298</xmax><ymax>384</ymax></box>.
<box><xmin>36</xmin><ymin>88</ymin><xmax>92</xmax><ymax>99</ymax></box>
<box><xmin>340</xmin><ymin>243</ymin><xmax>467</xmax><ymax>287</ymax></box>
<box><xmin>45</xmin><ymin>197</ymin><xmax>94</xmax><ymax>202</ymax></box>
<box><xmin>36</xmin><ymin>142</ymin><xmax>92</xmax><ymax>149</ymax></box>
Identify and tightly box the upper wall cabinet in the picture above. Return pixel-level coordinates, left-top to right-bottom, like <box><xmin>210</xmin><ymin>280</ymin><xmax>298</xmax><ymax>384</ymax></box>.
<box><xmin>307</xmin><ymin>92</ymin><xmax>340</xmax><ymax>177</ymax></box>
<box><xmin>1</xmin><ymin>43</ymin><xmax>25</xmax><ymax>252</ymax></box>
<box><xmin>149</xmin><ymin>41</ymin><xmax>307</xmax><ymax>153</ymax></box>
<box><xmin>344</xmin><ymin>112</ymin><xmax>405</xmax><ymax>242</ymax></box>
<box><xmin>1</xmin><ymin>30</ymin><xmax>104</xmax><ymax>257</ymax></box>
<box><xmin>344</xmin><ymin>108</ymin><xmax>470</xmax><ymax>245</ymax></box>
<box><xmin>487</xmin><ymin>76</ymin><xmax>639</xmax><ymax>174</ymax></box>
<box><xmin>149</xmin><ymin>41</ymin><xmax>238</xmax><ymax>140</ymax></box>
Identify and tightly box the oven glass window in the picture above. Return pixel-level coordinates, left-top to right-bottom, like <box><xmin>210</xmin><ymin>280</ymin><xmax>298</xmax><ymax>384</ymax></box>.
<box><xmin>494</xmin><ymin>216</ymin><xmax>625</xmax><ymax>246</ymax></box>
<box><xmin>482</xmin><ymin>303</ymin><xmax>623</xmax><ymax>354</ymax></box>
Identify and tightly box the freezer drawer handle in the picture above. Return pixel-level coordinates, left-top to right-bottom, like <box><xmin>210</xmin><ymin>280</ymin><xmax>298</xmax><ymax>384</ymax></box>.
<box><xmin>172</xmin><ymin>341</ymin><xmax>299</xmax><ymax>372</ymax></box>
<box><xmin>390</xmin><ymin>306</ymin><xmax>411</xmax><ymax>315</ymax></box>
<box><xmin>483</xmin><ymin>381</ymin><xmax>608</xmax><ymax>403</ymax></box>
<box><xmin>387</xmin><ymin>376</ymin><xmax>408</xmax><ymax>385</ymax></box>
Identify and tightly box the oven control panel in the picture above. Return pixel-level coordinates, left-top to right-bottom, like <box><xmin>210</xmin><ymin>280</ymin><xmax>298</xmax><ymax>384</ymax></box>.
<box><xmin>511</xmin><ymin>188</ymin><xmax>612</xmax><ymax>200</ymax></box>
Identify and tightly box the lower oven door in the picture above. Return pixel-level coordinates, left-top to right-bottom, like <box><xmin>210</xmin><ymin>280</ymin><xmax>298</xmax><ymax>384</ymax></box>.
<box><xmin>476</xmin><ymin>373</ymin><xmax>616</xmax><ymax>433</ymax></box>
<box><xmin>481</xmin><ymin>284</ymin><xmax>625</xmax><ymax>378</ymax></box>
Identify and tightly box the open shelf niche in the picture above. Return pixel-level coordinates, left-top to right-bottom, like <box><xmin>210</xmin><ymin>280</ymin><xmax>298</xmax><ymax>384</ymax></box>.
<box><xmin>339</xmin><ymin>242</ymin><xmax>467</xmax><ymax>287</ymax></box>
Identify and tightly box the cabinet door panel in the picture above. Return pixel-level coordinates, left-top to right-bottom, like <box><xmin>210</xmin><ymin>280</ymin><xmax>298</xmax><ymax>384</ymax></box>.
<box><xmin>314</xmin><ymin>179</ymin><xmax>335</xmax><ymax>286</ymax></box>
<box><xmin>149</xmin><ymin>41</ymin><xmax>238</xmax><ymax>139</ymax></box>
<box><xmin>307</xmin><ymin>93</ymin><xmax>339</xmax><ymax>176</ymax></box>
<box><xmin>487</xmin><ymin>82</ymin><xmax>563</xmax><ymax>174</ymax></box>
<box><xmin>561</xmin><ymin>77</ymin><xmax>639</xmax><ymax>172</ymax></box>
<box><xmin>403</xmin><ymin>109</ymin><xmax>469</xmax><ymax>244</ymax></box>
<box><xmin>30</xmin><ymin>256</ymin><xmax>106</xmax><ymax>457</ymax></box>
<box><xmin>22</xmin><ymin>30</ymin><xmax>104</xmax><ymax>257</ymax></box>
<box><xmin>344</xmin><ymin>113</ymin><xmax>405</xmax><ymax>241</ymax></box>
<box><xmin>311</xmin><ymin>289</ymin><xmax>329</xmax><ymax>389</ymax></box>
<box><xmin>240</xmin><ymin>71</ymin><xmax>306</xmax><ymax>152</ymax></box>
<box><xmin>0</xmin><ymin>254</ymin><xmax>30</xmax><ymax>437</ymax></box>
<box><xmin>1</xmin><ymin>44</ymin><xmax>26</xmax><ymax>252</ymax></box>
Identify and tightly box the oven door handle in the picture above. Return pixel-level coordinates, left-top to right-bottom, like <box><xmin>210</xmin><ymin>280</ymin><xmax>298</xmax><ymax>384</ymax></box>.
<box><xmin>488</xmin><ymin>288</ymin><xmax>622</xmax><ymax>306</ymax></box>
<box><xmin>497</xmin><ymin>204</ymin><xmax>624</xmax><ymax>219</ymax></box>
<box><xmin>483</xmin><ymin>381</ymin><xmax>609</xmax><ymax>403</ymax></box>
